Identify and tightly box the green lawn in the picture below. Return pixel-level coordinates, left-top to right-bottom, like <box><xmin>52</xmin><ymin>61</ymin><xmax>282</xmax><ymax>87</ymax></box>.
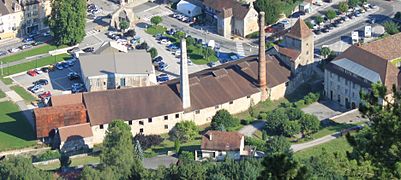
<box><xmin>0</xmin><ymin>77</ymin><xmax>13</xmax><ymax>85</ymax></box>
<box><xmin>35</xmin><ymin>155</ymin><xmax>100</xmax><ymax>171</ymax></box>
<box><xmin>0</xmin><ymin>44</ymin><xmax>66</xmax><ymax>64</ymax></box>
<box><xmin>1</xmin><ymin>54</ymin><xmax>70</xmax><ymax>76</ymax></box>
<box><xmin>10</xmin><ymin>85</ymin><xmax>37</xmax><ymax>103</ymax></box>
<box><xmin>295</xmin><ymin>137</ymin><xmax>353</xmax><ymax>160</ymax></box>
<box><xmin>145</xmin><ymin>25</ymin><xmax>167</xmax><ymax>36</ymax></box>
<box><xmin>0</xmin><ymin>101</ymin><xmax>36</xmax><ymax>151</ymax></box>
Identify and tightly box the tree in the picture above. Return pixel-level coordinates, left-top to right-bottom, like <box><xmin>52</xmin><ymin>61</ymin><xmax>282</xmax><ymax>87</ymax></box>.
<box><xmin>320</xmin><ymin>47</ymin><xmax>332</xmax><ymax>59</ymax></box>
<box><xmin>347</xmin><ymin>83</ymin><xmax>401</xmax><ymax>177</ymax></box>
<box><xmin>348</xmin><ymin>0</ymin><xmax>360</xmax><ymax>8</ymax></box>
<box><xmin>299</xmin><ymin>114</ymin><xmax>320</xmax><ymax>137</ymax></box>
<box><xmin>315</xmin><ymin>16</ymin><xmax>324</xmax><ymax>25</ymax></box>
<box><xmin>150</xmin><ymin>16</ymin><xmax>162</xmax><ymax>26</ymax></box>
<box><xmin>383</xmin><ymin>21</ymin><xmax>400</xmax><ymax>35</ymax></box>
<box><xmin>169</xmin><ymin>120</ymin><xmax>198</xmax><ymax>142</ymax></box>
<box><xmin>326</xmin><ymin>9</ymin><xmax>337</xmax><ymax>23</ymax></box>
<box><xmin>338</xmin><ymin>1</ymin><xmax>349</xmax><ymax>14</ymax></box>
<box><xmin>283</xmin><ymin>121</ymin><xmax>301</xmax><ymax>137</ymax></box>
<box><xmin>211</xmin><ymin>109</ymin><xmax>240</xmax><ymax>130</ymax></box>
<box><xmin>48</xmin><ymin>0</ymin><xmax>86</xmax><ymax>45</ymax></box>
<box><xmin>254</xmin><ymin>0</ymin><xmax>283</xmax><ymax>25</ymax></box>
<box><xmin>119</xmin><ymin>20</ymin><xmax>129</xmax><ymax>32</ymax></box>
<box><xmin>0</xmin><ymin>156</ymin><xmax>52</xmax><ymax>179</ymax></box>
<box><xmin>100</xmin><ymin>120</ymin><xmax>142</xmax><ymax>179</ymax></box>
<box><xmin>265</xmin><ymin>136</ymin><xmax>292</xmax><ymax>156</ymax></box>
<box><xmin>149</xmin><ymin>47</ymin><xmax>158</xmax><ymax>59</ymax></box>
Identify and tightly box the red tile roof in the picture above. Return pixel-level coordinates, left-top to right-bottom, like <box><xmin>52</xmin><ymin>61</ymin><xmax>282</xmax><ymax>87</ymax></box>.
<box><xmin>201</xmin><ymin>131</ymin><xmax>243</xmax><ymax>151</ymax></box>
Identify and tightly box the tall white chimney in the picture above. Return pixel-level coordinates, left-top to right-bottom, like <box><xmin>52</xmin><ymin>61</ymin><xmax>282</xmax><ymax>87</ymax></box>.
<box><xmin>180</xmin><ymin>39</ymin><xmax>191</xmax><ymax>109</ymax></box>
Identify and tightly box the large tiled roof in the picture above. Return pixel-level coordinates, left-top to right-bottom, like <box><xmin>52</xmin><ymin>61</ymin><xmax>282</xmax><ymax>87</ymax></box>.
<box><xmin>332</xmin><ymin>34</ymin><xmax>401</xmax><ymax>91</ymax></box>
<box><xmin>82</xmin><ymin>54</ymin><xmax>291</xmax><ymax>125</ymax></box>
<box><xmin>201</xmin><ymin>130</ymin><xmax>243</xmax><ymax>151</ymax></box>
<box><xmin>58</xmin><ymin>123</ymin><xmax>93</xmax><ymax>142</ymax></box>
<box><xmin>203</xmin><ymin>0</ymin><xmax>251</xmax><ymax>19</ymax></box>
<box><xmin>286</xmin><ymin>18</ymin><xmax>313</xmax><ymax>39</ymax></box>
<box><xmin>34</xmin><ymin>104</ymin><xmax>87</xmax><ymax>138</ymax></box>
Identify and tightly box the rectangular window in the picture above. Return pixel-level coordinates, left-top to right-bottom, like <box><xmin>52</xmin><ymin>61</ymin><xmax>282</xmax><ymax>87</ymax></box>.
<box><xmin>175</xmin><ymin>114</ymin><xmax>179</xmax><ymax>118</ymax></box>
<box><xmin>148</xmin><ymin>118</ymin><xmax>152</xmax><ymax>123</ymax></box>
<box><xmin>140</xmin><ymin>128</ymin><xmax>143</xmax><ymax>133</ymax></box>
<box><xmin>164</xmin><ymin>125</ymin><xmax>168</xmax><ymax>129</ymax></box>
<box><xmin>139</xmin><ymin>121</ymin><xmax>144</xmax><ymax>125</ymax></box>
<box><xmin>129</xmin><ymin>120</ymin><xmax>132</xmax><ymax>125</ymax></box>
<box><xmin>229</xmin><ymin>101</ymin><xmax>233</xmax><ymax>104</ymax></box>
<box><xmin>100</xmin><ymin>124</ymin><xmax>104</xmax><ymax>129</ymax></box>
<box><xmin>164</xmin><ymin>115</ymin><xmax>168</xmax><ymax>120</ymax></box>
<box><xmin>195</xmin><ymin>110</ymin><xmax>200</xmax><ymax>114</ymax></box>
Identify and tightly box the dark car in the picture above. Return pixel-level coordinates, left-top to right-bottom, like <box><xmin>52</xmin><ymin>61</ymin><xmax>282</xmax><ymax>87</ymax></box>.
<box><xmin>33</xmin><ymin>79</ymin><xmax>49</xmax><ymax>86</ymax></box>
<box><xmin>83</xmin><ymin>47</ymin><xmax>94</xmax><ymax>53</ymax></box>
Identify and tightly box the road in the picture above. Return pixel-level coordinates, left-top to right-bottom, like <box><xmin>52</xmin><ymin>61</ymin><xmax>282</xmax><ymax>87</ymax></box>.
<box><xmin>315</xmin><ymin>0</ymin><xmax>398</xmax><ymax>48</ymax></box>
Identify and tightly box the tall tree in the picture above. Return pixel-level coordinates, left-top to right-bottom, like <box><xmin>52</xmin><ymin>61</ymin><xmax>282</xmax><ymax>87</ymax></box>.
<box><xmin>347</xmin><ymin>83</ymin><xmax>401</xmax><ymax>178</ymax></box>
<box><xmin>0</xmin><ymin>156</ymin><xmax>52</xmax><ymax>179</ymax></box>
<box><xmin>100</xmin><ymin>120</ymin><xmax>142</xmax><ymax>179</ymax></box>
<box><xmin>48</xmin><ymin>0</ymin><xmax>86</xmax><ymax>45</ymax></box>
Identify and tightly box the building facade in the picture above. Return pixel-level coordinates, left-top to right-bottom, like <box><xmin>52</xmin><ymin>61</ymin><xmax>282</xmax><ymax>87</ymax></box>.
<box><xmin>324</xmin><ymin>33</ymin><xmax>401</xmax><ymax>109</ymax></box>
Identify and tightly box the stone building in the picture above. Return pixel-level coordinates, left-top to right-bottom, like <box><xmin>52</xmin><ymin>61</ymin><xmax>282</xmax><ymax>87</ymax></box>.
<box><xmin>203</xmin><ymin>0</ymin><xmax>258</xmax><ymax>38</ymax></box>
<box><xmin>324</xmin><ymin>33</ymin><xmax>401</xmax><ymax>109</ymax></box>
<box><xmin>79</xmin><ymin>41</ymin><xmax>157</xmax><ymax>92</ymax></box>
<box><xmin>0</xmin><ymin>0</ymin><xmax>23</xmax><ymax>39</ymax></box>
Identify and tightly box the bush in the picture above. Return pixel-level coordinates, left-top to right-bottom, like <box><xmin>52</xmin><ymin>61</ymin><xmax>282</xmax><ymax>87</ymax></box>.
<box><xmin>32</xmin><ymin>150</ymin><xmax>61</xmax><ymax>162</ymax></box>
<box><xmin>245</xmin><ymin>137</ymin><xmax>266</xmax><ymax>152</ymax></box>
<box><xmin>211</xmin><ymin>109</ymin><xmax>240</xmax><ymax>130</ymax></box>
<box><xmin>133</xmin><ymin>134</ymin><xmax>164</xmax><ymax>150</ymax></box>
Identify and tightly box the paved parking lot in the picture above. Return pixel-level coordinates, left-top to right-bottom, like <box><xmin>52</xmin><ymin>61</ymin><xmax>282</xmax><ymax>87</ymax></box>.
<box><xmin>10</xmin><ymin>62</ymin><xmax>83</xmax><ymax>98</ymax></box>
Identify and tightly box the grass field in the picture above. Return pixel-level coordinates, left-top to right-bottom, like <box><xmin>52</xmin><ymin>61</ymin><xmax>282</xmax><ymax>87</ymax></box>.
<box><xmin>10</xmin><ymin>85</ymin><xmax>37</xmax><ymax>103</ymax></box>
<box><xmin>0</xmin><ymin>44</ymin><xmax>66</xmax><ymax>64</ymax></box>
<box><xmin>0</xmin><ymin>101</ymin><xmax>36</xmax><ymax>151</ymax></box>
<box><xmin>294</xmin><ymin>137</ymin><xmax>353</xmax><ymax>160</ymax></box>
<box><xmin>35</xmin><ymin>155</ymin><xmax>100</xmax><ymax>171</ymax></box>
<box><xmin>1</xmin><ymin>54</ymin><xmax>70</xmax><ymax>76</ymax></box>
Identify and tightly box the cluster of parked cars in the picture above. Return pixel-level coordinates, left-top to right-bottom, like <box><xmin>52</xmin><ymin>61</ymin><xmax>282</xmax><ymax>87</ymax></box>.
<box><xmin>87</xmin><ymin>3</ymin><xmax>101</xmax><ymax>20</ymax></box>
<box><xmin>171</xmin><ymin>13</ymin><xmax>193</xmax><ymax>24</ymax></box>
<box><xmin>311</xmin><ymin>4</ymin><xmax>376</xmax><ymax>35</ymax></box>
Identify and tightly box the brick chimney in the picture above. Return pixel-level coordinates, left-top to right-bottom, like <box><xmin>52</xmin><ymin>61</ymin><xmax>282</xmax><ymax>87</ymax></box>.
<box><xmin>180</xmin><ymin>39</ymin><xmax>191</xmax><ymax>109</ymax></box>
<box><xmin>258</xmin><ymin>12</ymin><xmax>268</xmax><ymax>101</ymax></box>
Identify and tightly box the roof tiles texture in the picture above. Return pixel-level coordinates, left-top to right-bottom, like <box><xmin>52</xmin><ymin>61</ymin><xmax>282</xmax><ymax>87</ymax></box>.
<box><xmin>201</xmin><ymin>130</ymin><xmax>243</xmax><ymax>151</ymax></box>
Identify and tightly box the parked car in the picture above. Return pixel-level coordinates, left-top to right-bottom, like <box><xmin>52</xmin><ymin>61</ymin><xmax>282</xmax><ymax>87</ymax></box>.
<box><xmin>68</xmin><ymin>72</ymin><xmax>80</xmax><ymax>80</ymax></box>
<box><xmin>71</xmin><ymin>83</ymin><xmax>84</xmax><ymax>93</ymax></box>
<box><xmin>34</xmin><ymin>79</ymin><xmax>48</xmax><ymax>86</ymax></box>
<box><xmin>27</xmin><ymin>70</ymin><xmax>37</xmax><ymax>76</ymax></box>
<box><xmin>29</xmin><ymin>85</ymin><xmax>44</xmax><ymax>93</ymax></box>
<box><xmin>39</xmin><ymin>91</ymin><xmax>51</xmax><ymax>99</ymax></box>
<box><xmin>156</xmin><ymin>74</ymin><xmax>169</xmax><ymax>82</ymax></box>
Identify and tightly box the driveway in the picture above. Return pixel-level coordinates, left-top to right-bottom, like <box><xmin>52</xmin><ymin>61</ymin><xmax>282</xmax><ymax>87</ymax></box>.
<box><xmin>143</xmin><ymin>155</ymin><xmax>178</xmax><ymax>169</ymax></box>
<box><xmin>238</xmin><ymin>120</ymin><xmax>265</xmax><ymax>137</ymax></box>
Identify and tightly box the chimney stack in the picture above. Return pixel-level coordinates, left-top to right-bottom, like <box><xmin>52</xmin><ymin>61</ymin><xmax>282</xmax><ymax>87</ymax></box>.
<box><xmin>258</xmin><ymin>12</ymin><xmax>268</xmax><ymax>101</ymax></box>
<box><xmin>180</xmin><ymin>39</ymin><xmax>191</xmax><ymax>109</ymax></box>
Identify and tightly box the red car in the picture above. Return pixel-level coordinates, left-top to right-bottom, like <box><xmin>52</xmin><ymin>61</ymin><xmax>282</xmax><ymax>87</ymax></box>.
<box><xmin>39</xmin><ymin>91</ymin><xmax>51</xmax><ymax>99</ymax></box>
<box><xmin>27</xmin><ymin>70</ymin><xmax>37</xmax><ymax>76</ymax></box>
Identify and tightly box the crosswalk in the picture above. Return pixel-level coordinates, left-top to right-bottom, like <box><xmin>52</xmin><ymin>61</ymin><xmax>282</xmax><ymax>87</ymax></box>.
<box><xmin>236</xmin><ymin>42</ymin><xmax>245</xmax><ymax>57</ymax></box>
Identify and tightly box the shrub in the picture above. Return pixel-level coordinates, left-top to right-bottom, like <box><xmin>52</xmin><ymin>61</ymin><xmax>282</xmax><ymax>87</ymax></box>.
<box><xmin>211</xmin><ymin>109</ymin><xmax>240</xmax><ymax>130</ymax></box>
<box><xmin>133</xmin><ymin>134</ymin><xmax>164</xmax><ymax>150</ymax></box>
<box><xmin>33</xmin><ymin>150</ymin><xmax>61</xmax><ymax>162</ymax></box>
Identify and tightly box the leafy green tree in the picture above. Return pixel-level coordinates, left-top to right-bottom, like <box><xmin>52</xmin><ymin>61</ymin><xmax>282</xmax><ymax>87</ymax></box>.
<box><xmin>283</xmin><ymin>121</ymin><xmax>301</xmax><ymax>137</ymax></box>
<box><xmin>119</xmin><ymin>20</ymin><xmax>129</xmax><ymax>32</ymax></box>
<box><xmin>149</xmin><ymin>47</ymin><xmax>158</xmax><ymax>59</ymax></box>
<box><xmin>254</xmin><ymin>0</ymin><xmax>283</xmax><ymax>25</ymax></box>
<box><xmin>338</xmin><ymin>1</ymin><xmax>349</xmax><ymax>14</ymax></box>
<box><xmin>170</xmin><ymin>120</ymin><xmax>198</xmax><ymax>142</ymax></box>
<box><xmin>299</xmin><ymin>114</ymin><xmax>320</xmax><ymax>137</ymax></box>
<box><xmin>326</xmin><ymin>9</ymin><xmax>337</xmax><ymax>23</ymax></box>
<box><xmin>265</xmin><ymin>136</ymin><xmax>292</xmax><ymax>156</ymax></box>
<box><xmin>48</xmin><ymin>0</ymin><xmax>86</xmax><ymax>45</ymax></box>
<box><xmin>150</xmin><ymin>16</ymin><xmax>163</xmax><ymax>26</ymax></box>
<box><xmin>347</xmin><ymin>83</ymin><xmax>401</xmax><ymax>178</ymax></box>
<box><xmin>348</xmin><ymin>0</ymin><xmax>360</xmax><ymax>8</ymax></box>
<box><xmin>211</xmin><ymin>109</ymin><xmax>240</xmax><ymax>130</ymax></box>
<box><xmin>0</xmin><ymin>156</ymin><xmax>52</xmax><ymax>179</ymax></box>
<box><xmin>100</xmin><ymin>120</ymin><xmax>142</xmax><ymax>179</ymax></box>
<box><xmin>320</xmin><ymin>47</ymin><xmax>332</xmax><ymax>59</ymax></box>
<box><xmin>383</xmin><ymin>21</ymin><xmax>400</xmax><ymax>35</ymax></box>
